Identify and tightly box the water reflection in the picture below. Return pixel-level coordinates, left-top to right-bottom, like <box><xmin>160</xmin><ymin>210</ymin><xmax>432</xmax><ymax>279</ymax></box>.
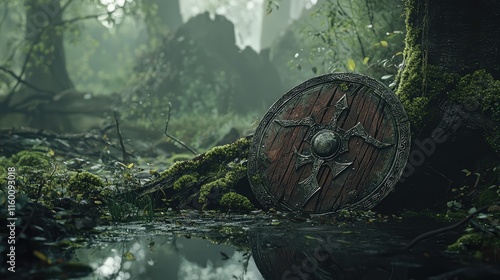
<box><xmin>248</xmin><ymin>222</ymin><xmax>500</xmax><ymax>280</ymax></box>
<box><xmin>71</xmin><ymin>217</ymin><xmax>500</xmax><ymax>279</ymax></box>
<box><xmin>74</xmin><ymin>224</ymin><xmax>264</xmax><ymax>279</ymax></box>
<box><xmin>249</xmin><ymin>225</ymin><xmax>407</xmax><ymax>280</ymax></box>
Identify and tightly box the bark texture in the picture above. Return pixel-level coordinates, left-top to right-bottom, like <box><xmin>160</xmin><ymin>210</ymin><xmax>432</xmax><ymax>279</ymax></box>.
<box><xmin>24</xmin><ymin>0</ymin><xmax>74</xmax><ymax>93</ymax></box>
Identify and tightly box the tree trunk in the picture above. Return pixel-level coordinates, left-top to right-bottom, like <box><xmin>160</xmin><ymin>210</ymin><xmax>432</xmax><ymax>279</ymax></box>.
<box><xmin>2</xmin><ymin>0</ymin><xmax>110</xmax><ymax>131</ymax></box>
<box><xmin>376</xmin><ymin>0</ymin><xmax>500</xmax><ymax>211</ymax></box>
<box><xmin>396</xmin><ymin>0</ymin><xmax>500</xmax><ymax>135</ymax></box>
<box><xmin>425</xmin><ymin>0</ymin><xmax>500</xmax><ymax>77</ymax></box>
<box><xmin>24</xmin><ymin>0</ymin><xmax>74</xmax><ymax>93</ymax></box>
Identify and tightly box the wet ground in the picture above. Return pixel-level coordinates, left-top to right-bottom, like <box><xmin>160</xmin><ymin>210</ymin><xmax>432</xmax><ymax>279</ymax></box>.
<box><xmin>56</xmin><ymin>211</ymin><xmax>500</xmax><ymax>280</ymax></box>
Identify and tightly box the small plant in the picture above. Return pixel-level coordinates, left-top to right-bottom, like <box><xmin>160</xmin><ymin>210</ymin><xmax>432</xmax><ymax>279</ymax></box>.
<box><xmin>442</xmin><ymin>165</ymin><xmax>500</xmax><ymax>259</ymax></box>
<box><xmin>446</xmin><ymin>200</ymin><xmax>463</xmax><ymax>210</ymax></box>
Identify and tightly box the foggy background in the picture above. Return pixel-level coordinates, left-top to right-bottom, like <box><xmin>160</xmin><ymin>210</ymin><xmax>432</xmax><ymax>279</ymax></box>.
<box><xmin>0</xmin><ymin>0</ymin><xmax>403</xmax><ymax>153</ymax></box>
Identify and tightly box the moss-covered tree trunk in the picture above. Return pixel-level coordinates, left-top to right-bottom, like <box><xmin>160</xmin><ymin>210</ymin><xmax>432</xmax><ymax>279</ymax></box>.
<box><xmin>396</xmin><ymin>0</ymin><xmax>500</xmax><ymax>138</ymax></box>
<box><xmin>378</xmin><ymin>0</ymin><xmax>500</xmax><ymax>210</ymax></box>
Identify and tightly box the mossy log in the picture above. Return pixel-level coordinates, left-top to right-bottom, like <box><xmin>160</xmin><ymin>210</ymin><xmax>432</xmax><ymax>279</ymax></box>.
<box><xmin>132</xmin><ymin>135</ymin><xmax>260</xmax><ymax>211</ymax></box>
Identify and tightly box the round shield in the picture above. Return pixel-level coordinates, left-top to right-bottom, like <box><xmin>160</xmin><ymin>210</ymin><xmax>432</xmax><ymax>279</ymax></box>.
<box><xmin>247</xmin><ymin>73</ymin><xmax>410</xmax><ymax>213</ymax></box>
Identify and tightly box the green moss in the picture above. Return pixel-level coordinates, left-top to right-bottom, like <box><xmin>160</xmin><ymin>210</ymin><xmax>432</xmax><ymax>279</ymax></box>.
<box><xmin>160</xmin><ymin>137</ymin><xmax>251</xmax><ymax>180</ymax></box>
<box><xmin>339</xmin><ymin>83</ymin><xmax>349</xmax><ymax>91</ymax></box>
<box><xmin>167</xmin><ymin>154</ymin><xmax>194</xmax><ymax>165</ymax></box>
<box><xmin>448</xmin><ymin>70</ymin><xmax>500</xmax><ymax>151</ymax></box>
<box><xmin>0</xmin><ymin>167</ymin><xmax>5</xmax><ymax>185</ymax></box>
<box><xmin>0</xmin><ymin>151</ymin><xmax>55</xmax><ymax>202</ymax></box>
<box><xmin>159</xmin><ymin>137</ymin><xmax>250</xmax><ymax>204</ymax></box>
<box><xmin>149</xmin><ymin>137</ymin><xmax>252</xmax><ymax>210</ymax></box>
<box><xmin>0</xmin><ymin>157</ymin><xmax>14</xmax><ymax>167</ymax></box>
<box><xmin>475</xmin><ymin>186</ymin><xmax>499</xmax><ymax>207</ymax></box>
<box><xmin>395</xmin><ymin>13</ymin><xmax>427</xmax><ymax>131</ymax></box>
<box><xmin>198</xmin><ymin>163</ymin><xmax>247</xmax><ymax>204</ymax></box>
<box><xmin>68</xmin><ymin>171</ymin><xmax>106</xmax><ymax>200</ymax></box>
<box><xmin>11</xmin><ymin>150</ymin><xmax>51</xmax><ymax>168</ymax></box>
<box><xmin>219</xmin><ymin>192</ymin><xmax>254</xmax><ymax>211</ymax></box>
<box><xmin>397</xmin><ymin>0</ymin><xmax>457</xmax><ymax>131</ymax></box>
<box><xmin>447</xmin><ymin>232</ymin><xmax>500</xmax><ymax>253</ymax></box>
<box><xmin>251</xmin><ymin>174</ymin><xmax>265</xmax><ymax>185</ymax></box>
<box><xmin>173</xmin><ymin>174</ymin><xmax>198</xmax><ymax>190</ymax></box>
<box><xmin>0</xmin><ymin>157</ymin><xmax>15</xmax><ymax>186</ymax></box>
<box><xmin>199</xmin><ymin>177</ymin><xmax>228</xmax><ymax>203</ymax></box>
<box><xmin>18</xmin><ymin>154</ymin><xmax>49</xmax><ymax>168</ymax></box>
<box><xmin>396</xmin><ymin>0</ymin><xmax>500</xmax><ymax>152</ymax></box>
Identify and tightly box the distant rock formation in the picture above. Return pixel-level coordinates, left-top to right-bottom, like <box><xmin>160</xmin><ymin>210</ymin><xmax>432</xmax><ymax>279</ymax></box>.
<box><xmin>133</xmin><ymin>12</ymin><xmax>285</xmax><ymax>115</ymax></box>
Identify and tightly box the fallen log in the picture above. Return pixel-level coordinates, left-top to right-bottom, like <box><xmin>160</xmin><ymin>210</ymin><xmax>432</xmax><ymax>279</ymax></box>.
<box><xmin>0</xmin><ymin>126</ymin><xmax>134</xmax><ymax>161</ymax></box>
<box><xmin>131</xmin><ymin>135</ymin><xmax>259</xmax><ymax>211</ymax></box>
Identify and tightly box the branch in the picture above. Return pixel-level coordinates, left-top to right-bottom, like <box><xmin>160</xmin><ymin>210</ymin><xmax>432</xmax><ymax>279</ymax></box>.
<box><xmin>164</xmin><ymin>102</ymin><xmax>172</xmax><ymax>135</ymax></box>
<box><xmin>114</xmin><ymin>111</ymin><xmax>130</xmax><ymax>163</ymax></box>
<box><xmin>2</xmin><ymin>1</ymin><xmax>68</xmax><ymax>105</ymax></box>
<box><xmin>345</xmin><ymin>0</ymin><xmax>366</xmax><ymax>58</ymax></box>
<box><xmin>3</xmin><ymin>39</ymin><xmax>25</xmax><ymax>68</ymax></box>
<box><xmin>58</xmin><ymin>13</ymin><xmax>108</xmax><ymax>26</ymax></box>
<box><xmin>2</xmin><ymin>9</ymin><xmax>107</xmax><ymax>107</ymax></box>
<box><xmin>60</xmin><ymin>0</ymin><xmax>75</xmax><ymax>14</ymax></box>
<box><xmin>405</xmin><ymin>201</ymin><xmax>500</xmax><ymax>250</ymax></box>
<box><xmin>0</xmin><ymin>65</ymin><xmax>56</xmax><ymax>95</ymax></box>
<box><xmin>2</xmin><ymin>33</ymin><xmax>40</xmax><ymax>106</ymax></box>
<box><xmin>143</xmin><ymin>106</ymin><xmax>199</xmax><ymax>155</ymax></box>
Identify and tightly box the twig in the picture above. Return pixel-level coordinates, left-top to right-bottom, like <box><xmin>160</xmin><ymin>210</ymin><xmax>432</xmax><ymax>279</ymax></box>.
<box><xmin>114</xmin><ymin>111</ymin><xmax>130</xmax><ymax>163</ymax></box>
<box><xmin>60</xmin><ymin>0</ymin><xmax>75</xmax><ymax>14</ymax></box>
<box><xmin>405</xmin><ymin>201</ymin><xmax>500</xmax><ymax>250</ymax></box>
<box><xmin>36</xmin><ymin>164</ymin><xmax>58</xmax><ymax>202</ymax></box>
<box><xmin>59</xmin><ymin>13</ymin><xmax>108</xmax><ymax>26</ymax></box>
<box><xmin>3</xmin><ymin>35</ymin><xmax>40</xmax><ymax>106</ymax></box>
<box><xmin>164</xmin><ymin>102</ymin><xmax>172</xmax><ymax>135</ymax></box>
<box><xmin>426</xmin><ymin>165</ymin><xmax>453</xmax><ymax>197</ymax></box>
<box><xmin>0</xmin><ymin>2</ymin><xmax>8</xmax><ymax>31</ymax></box>
<box><xmin>343</xmin><ymin>0</ymin><xmax>366</xmax><ymax>58</ymax></box>
<box><xmin>143</xmin><ymin>107</ymin><xmax>199</xmax><ymax>155</ymax></box>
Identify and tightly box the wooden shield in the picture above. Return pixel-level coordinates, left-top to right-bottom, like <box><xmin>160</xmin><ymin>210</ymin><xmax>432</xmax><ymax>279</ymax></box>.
<box><xmin>247</xmin><ymin>73</ymin><xmax>410</xmax><ymax>213</ymax></box>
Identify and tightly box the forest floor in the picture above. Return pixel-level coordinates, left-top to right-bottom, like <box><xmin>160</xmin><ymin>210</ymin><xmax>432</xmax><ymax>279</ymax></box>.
<box><xmin>1</xmin><ymin>129</ymin><xmax>499</xmax><ymax>279</ymax></box>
